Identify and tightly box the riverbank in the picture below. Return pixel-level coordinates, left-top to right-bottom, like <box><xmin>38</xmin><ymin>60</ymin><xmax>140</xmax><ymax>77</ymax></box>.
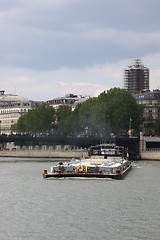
<box><xmin>1</xmin><ymin>148</ymin><xmax>160</xmax><ymax>161</ymax></box>
<box><xmin>0</xmin><ymin>149</ymin><xmax>88</xmax><ymax>158</ymax></box>
<box><xmin>140</xmin><ymin>150</ymin><xmax>160</xmax><ymax>160</ymax></box>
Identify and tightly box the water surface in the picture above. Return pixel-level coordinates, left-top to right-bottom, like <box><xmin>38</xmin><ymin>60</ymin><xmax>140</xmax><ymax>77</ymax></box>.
<box><xmin>0</xmin><ymin>158</ymin><xmax>160</xmax><ymax>240</ymax></box>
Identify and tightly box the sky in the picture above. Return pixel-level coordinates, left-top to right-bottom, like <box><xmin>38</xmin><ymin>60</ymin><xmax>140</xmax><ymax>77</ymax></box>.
<box><xmin>0</xmin><ymin>0</ymin><xmax>160</xmax><ymax>101</ymax></box>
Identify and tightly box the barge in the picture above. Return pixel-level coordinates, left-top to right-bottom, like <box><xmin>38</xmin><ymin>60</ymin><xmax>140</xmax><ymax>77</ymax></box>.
<box><xmin>43</xmin><ymin>144</ymin><xmax>132</xmax><ymax>180</ymax></box>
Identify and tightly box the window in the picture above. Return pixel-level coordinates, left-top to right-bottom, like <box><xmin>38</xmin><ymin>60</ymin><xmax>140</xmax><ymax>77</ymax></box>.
<box><xmin>149</xmin><ymin>99</ymin><xmax>152</xmax><ymax>106</ymax></box>
<box><xmin>148</xmin><ymin>109</ymin><xmax>153</xmax><ymax>119</ymax></box>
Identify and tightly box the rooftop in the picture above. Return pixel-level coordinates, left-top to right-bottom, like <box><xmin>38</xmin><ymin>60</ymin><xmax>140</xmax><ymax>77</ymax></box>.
<box><xmin>134</xmin><ymin>90</ymin><xmax>160</xmax><ymax>101</ymax></box>
<box><xmin>0</xmin><ymin>94</ymin><xmax>29</xmax><ymax>102</ymax></box>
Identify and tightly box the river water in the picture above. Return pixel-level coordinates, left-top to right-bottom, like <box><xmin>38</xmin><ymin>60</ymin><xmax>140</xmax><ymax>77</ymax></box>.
<box><xmin>0</xmin><ymin>157</ymin><xmax>160</xmax><ymax>240</ymax></box>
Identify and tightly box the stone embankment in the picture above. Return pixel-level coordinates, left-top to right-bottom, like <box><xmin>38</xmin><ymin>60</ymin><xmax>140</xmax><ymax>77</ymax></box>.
<box><xmin>140</xmin><ymin>150</ymin><xmax>160</xmax><ymax>160</ymax></box>
<box><xmin>139</xmin><ymin>136</ymin><xmax>160</xmax><ymax>160</ymax></box>
<box><xmin>0</xmin><ymin>149</ymin><xmax>88</xmax><ymax>158</ymax></box>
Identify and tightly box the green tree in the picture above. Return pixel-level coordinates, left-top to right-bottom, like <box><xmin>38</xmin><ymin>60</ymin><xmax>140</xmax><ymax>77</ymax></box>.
<box><xmin>76</xmin><ymin>98</ymin><xmax>97</xmax><ymax>135</ymax></box>
<box><xmin>57</xmin><ymin>88</ymin><xmax>143</xmax><ymax>137</ymax></box>
<box><xmin>36</xmin><ymin>104</ymin><xmax>56</xmax><ymax>133</ymax></box>
<box><xmin>56</xmin><ymin>105</ymin><xmax>72</xmax><ymax>135</ymax></box>
<box><xmin>96</xmin><ymin>88</ymin><xmax>144</xmax><ymax>135</ymax></box>
<box><xmin>56</xmin><ymin>99</ymin><xmax>97</xmax><ymax>136</ymax></box>
<box><xmin>12</xmin><ymin>104</ymin><xmax>56</xmax><ymax>135</ymax></box>
<box><xmin>56</xmin><ymin>105</ymin><xmax>72</xmax><ymax>122</ymax></box>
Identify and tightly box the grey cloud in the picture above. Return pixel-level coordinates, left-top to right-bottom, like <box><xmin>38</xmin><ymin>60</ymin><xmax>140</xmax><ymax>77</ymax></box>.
<box><xmin>0</xmin><ymin>0</ymin><xmax>160</xmax><ymax>70</ymax></box>
<box><xmin>1</xmin><ymin>0</ymin><xmax>160</xmax><ymax>31</ymax></box>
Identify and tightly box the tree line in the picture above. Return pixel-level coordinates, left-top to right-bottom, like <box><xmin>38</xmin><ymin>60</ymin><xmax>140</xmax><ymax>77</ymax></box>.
<box><xmin>11</xmin><ymin>88</ymin><xmax>145</xmax><ymax>137</ymax></box>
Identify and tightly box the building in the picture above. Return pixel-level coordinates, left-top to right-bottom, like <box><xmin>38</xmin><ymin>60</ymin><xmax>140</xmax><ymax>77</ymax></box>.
<box><xmin>0</xmin><ymin>90</ymin><xmax>89</xmax><ymax>135</ymax></box>
<box><xmin>134</xmin><ymin>90</ymin><xmax>160</xmax><ymax>135</ymax></box>
<box><xmin>47</xmin><ymin>93</ymin><xmax>90</xmax><ymax>111</ymax></box>
<box><xmin>0</xmin><ymin>90</ymin><xmax>32</xmax><ymax>135</ymax></box>
<box><xmin>124</xmin><ymin>59</ymin><xmax>149</xmax><ymax>93</ymax></box>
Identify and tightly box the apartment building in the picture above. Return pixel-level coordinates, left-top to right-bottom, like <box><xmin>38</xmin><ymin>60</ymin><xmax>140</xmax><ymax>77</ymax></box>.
<box><xmin>134</xmin><ymin>90</ymin><xmax>160</xmax><ymax>135</ymax></box>
<box><xmin>47</xmin><ymin>93</ymin><xmax>90</xmax><ymax>111</ymax></box>
<box><xmin>0</xmin><ymin>90</ymin><xmax>32</xmax><ymax>135</ymax></box>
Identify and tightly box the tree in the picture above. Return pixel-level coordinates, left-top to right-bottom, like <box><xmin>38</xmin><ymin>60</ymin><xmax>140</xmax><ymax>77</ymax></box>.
<box><xmin>57</xmin><ymin>88</ymin><xmax>143</xmax><ymax>137</ymax></box>
<box><xmin>12</xmin><ymin>88</ymin><xmax>143</xmax><ymax>137</ymax></box>
<box><xmin>36</xmin><ymin>104</ymin><xmax>56</xmax><ymax>134</ymax></box>
<box><xmin>56</xmin><ymin>105</ymin><xmax>72</xmax><ymax>135</ymax></box>
<box><xmin>12</xmin><ymin>104</ymin><xmax>56</xmax><ymax>135</ymax></box>
<box><xmin>76</xmin><ymin>98</ymin><xmax>97</xmax><ymax>135</ymax></box>
<box><xmin>95</xmin><ymin>88</ymin><xmax>144</xmax><ymax>135</ymax></box>
<box><xmin>56</xmin><ymin>105</ymin><xmax>72</xmax><ymax>122</ymax></box>
<box><xmin>56</xmin><ymin>98</ymin><xmax>97</xmax><ymax>136</ymax></box>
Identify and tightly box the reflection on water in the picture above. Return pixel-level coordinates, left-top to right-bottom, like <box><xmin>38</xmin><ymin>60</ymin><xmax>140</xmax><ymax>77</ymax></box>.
<box><xmin>0</xmin><ymin>158</ymin><xmax>160</xmax><ymax>240</ymax></box>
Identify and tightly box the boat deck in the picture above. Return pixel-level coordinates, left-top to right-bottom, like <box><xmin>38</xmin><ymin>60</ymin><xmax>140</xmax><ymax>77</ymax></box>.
<box><xmin>43</xmin><ymin>163</ymin><xmax>132</xmax><ymax>180</ymax></box>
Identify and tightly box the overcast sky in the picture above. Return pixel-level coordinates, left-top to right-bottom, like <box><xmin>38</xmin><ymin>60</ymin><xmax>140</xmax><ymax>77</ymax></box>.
<box><xmin>0</xmin><ymin>0</ymin><xmax>160</xmax><ymax>100</ymax></box>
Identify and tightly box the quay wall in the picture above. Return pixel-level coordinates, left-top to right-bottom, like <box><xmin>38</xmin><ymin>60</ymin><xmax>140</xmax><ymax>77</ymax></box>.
<box><xmin>1</xmin><ymin>148</ymin><xmax>160</xmax><ymax>161</ymax></box>
<box><xmin>140</xmin><ymin>151</ymin><xmax>160</xmax><ymax>160</ymax></box>
<box><xmin>0</xmin><ymin>149</ymin><xmax>88</xmax><ymax>158</ymax></box>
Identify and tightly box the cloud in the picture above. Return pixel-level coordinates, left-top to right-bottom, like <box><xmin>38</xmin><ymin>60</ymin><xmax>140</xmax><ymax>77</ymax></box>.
<box><xmin>1</xmin><ymin>52</ymin><xmax>160</xmax><ymax>101</ymax></box>
<box><xmin>0</xmin><ymin>70</ymin><xmax>109</xmax><ymax>100</ymax></box>
<box><xmin>0</xmin><ymin>0</ymin><xmax>160</xmax><ymax>71</ymax></box>
<box><xmin>1</xmin><ymin>26</ymin><xmax>159</xmax><ymax>71</ymax></box>
<box><xmin>142</xmin><ymin>53</ymin><xmax>160</xmax><ymax>90</ymax></box>
<box><xmin>86</xmin><ymin>63</ymin><xmax>122</xmax><ymax>80</ymax></box>
<box><xmin>72</xmin><ymin>82</ymin><xmax>99</xmax><ymax>87</ymax></box>
<box><xmin>0</xmin><ymin>76</ymin><xmax>36</xmax><ymax>97</ymax></box>
<box><xmin>0</xmin><ymin>0</ymin><xmax>160</xmax><ymax>100</ymax></box>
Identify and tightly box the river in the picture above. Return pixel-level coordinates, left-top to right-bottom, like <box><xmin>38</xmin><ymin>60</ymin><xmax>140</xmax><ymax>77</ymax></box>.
<box><xmin>0</xmin><ymin>158</ymin><xmax>160</xmax><ymax>240</ymax></box>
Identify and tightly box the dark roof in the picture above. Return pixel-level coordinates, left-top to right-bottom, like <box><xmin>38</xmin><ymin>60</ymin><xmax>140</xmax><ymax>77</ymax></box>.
<box><xmin>134</xmin><ymin>91</ymin><xmax>160</xmax><ymax>100</ymax></box>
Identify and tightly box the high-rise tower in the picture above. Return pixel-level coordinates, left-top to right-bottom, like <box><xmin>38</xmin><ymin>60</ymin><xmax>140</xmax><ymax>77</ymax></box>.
<box><xmin>124</xmin><ymin>59</ymin><xmax>149</xmax><ymax>93</ymax></box>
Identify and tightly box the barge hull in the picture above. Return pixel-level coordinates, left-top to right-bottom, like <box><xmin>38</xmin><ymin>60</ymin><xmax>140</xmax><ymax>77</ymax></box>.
<box><xmin>43</xmin><ymin>164</ymin><xmax>132</xmax><ymax>180</ymax></box>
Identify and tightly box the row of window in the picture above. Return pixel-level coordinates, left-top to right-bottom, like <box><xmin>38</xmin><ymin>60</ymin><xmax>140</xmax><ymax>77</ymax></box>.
<box><xmin>0</xmin><ymin>114</ymin><xmax>19</xmax><ymax>119</ymax></box>
<box><xmin>0</xmin><ymin>120</ymin><xmax>16</xmax><ymax>124</ymax></box>
<box><xmin>0</xmin><ymin>103</ymin><xmax>31</xmax><ymax>108</ymax></box>
<box><xmin>139</xmin><ymin>100</ymin><xmax>160</xmax><ymax>105</ymax></box>
<box><xmin>0</xmin><ymin>109</ymin><xmax>28</xmax><ymax>114</ymax></box>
